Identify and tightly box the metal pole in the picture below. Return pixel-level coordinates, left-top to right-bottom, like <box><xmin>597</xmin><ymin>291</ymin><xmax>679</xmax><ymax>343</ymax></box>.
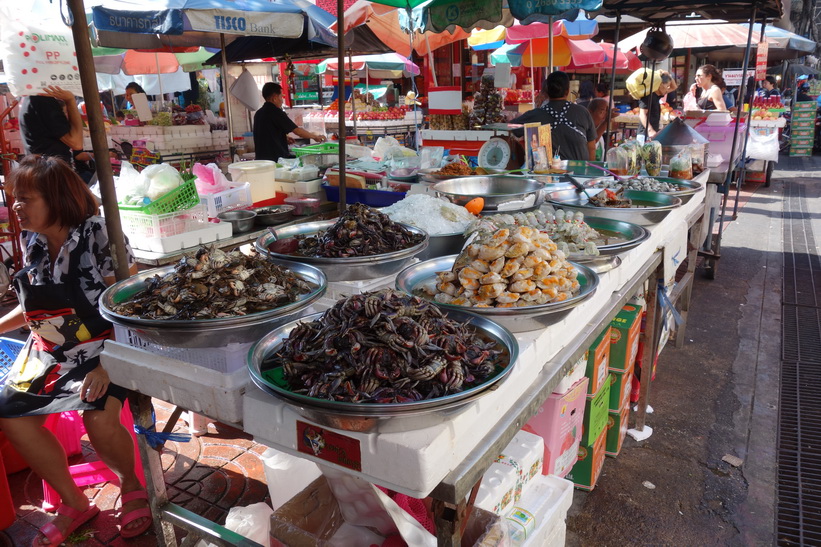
<box><xmin>604</xmin><ymin>12</ymin><xmax>622</xmax><ymax>156</ymax></box>
<box><xmin>348</xmin><ymin>50</ymin><xmax>358</xmax><ymax>139</ymax></box>
<box><xmin>337</xmin><ymin>0</ymin><xmax>347</xmax><ymax>213</ymax></box>
<box><xmin>548</xmin><ymin>16</ymin><xmax>554</xmax><ymax>73</ymax></box>
<box><xmin>220</xmin><ymin>33</ymin><xmax>235</xmax><ymax>159</ymax></box>
<box><xmin>67</xmin><ymin>0</ymin><xmax>129</xmax><ymax>281</ymax></box>
<box><xmin>715</xmin><ymin>4</ymin><xmax>757</xmax><ymax>258</ymax></box>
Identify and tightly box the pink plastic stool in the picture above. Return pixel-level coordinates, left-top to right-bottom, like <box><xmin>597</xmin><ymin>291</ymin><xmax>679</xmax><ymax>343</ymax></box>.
<box><xmin>42</xmin><ymin>404</ymin><xmax>145</xmax><ymax>511</ymax></box>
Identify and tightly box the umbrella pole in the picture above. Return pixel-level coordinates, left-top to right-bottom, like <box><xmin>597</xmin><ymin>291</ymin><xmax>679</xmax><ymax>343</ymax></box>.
<box><xmin>155</xmin><ymin>52</ymin><xmax>165</xmax><ymax>109</ymax></box>
<box><xmin>348</xmin><ymin>49</ymin><xmax>358</xmax><ymax>139</ymax></box>
<box><xmin>220</xmin><ymin>33</ymin><xmax>236</xmax><ymax>159</ymax></box>
<box><xmin>337</xmin><ymin>0</ymin><xmax>347</xmax><ymax>213</ymax></box>
<box><xmin>548</xmin><ymin>16</ymin><xmax>554</xmax><ymax>73</ymax></box>
<box><xmin>67</xmin><ymin>0</ymin><xmax>130</xmax><ymax>282</ymax></box>
<box><xmin>604</xmin><ymin>12</ymin><xmax>622</xmax><ymax>156</ymax></box>
<box><xmin>530</xmin><ymin>44</ymin><xmax>536</xmax><ymax>107</ymax></box>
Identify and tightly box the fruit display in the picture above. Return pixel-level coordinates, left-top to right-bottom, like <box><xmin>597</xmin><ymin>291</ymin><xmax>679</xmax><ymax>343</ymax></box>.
<box><xmin>356</xmin><ymin>106</ymin><xmax>408</xmax><ymax>121</ymax></box>
<box><xmin>752</xmin><ymin>96</ymin><xmax>783</xmax><ymax>110</ymax></box>
<box><xmin>470</xmin><ymin>75</ymin><xmax>505</xmax><ymax>127</ymax></box>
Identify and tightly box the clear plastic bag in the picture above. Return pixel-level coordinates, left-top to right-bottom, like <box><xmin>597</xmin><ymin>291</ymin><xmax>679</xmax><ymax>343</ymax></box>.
<box><xmin>606</xmin><ymin>147</ymin><xmax>630</xmax><ymax>176</ymax></box>
<box><xmin>642</xmin><ymin>141</ymin><xmax>662</xmax><ymax>176</ymax></box>
<box><xmin>142</xmin><ymin>164</ymin><xmax>185</xmax><ymax>201</ymax></box>
<box><xmin>669</xmin><ymin>149</ymin><xmax>693</xmax><ymax>180</ymax></box>
<box><xmin>620</xmin><ymin>141</ymin><xmax>641</xmax><ymax>176</ymax></box>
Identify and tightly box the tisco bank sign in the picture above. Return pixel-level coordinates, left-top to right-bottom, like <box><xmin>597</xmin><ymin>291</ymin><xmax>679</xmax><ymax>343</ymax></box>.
<box><xmin>187</xmin><ymin>10</ymin><xmax>303</xmax><ymax>38</ymax></box>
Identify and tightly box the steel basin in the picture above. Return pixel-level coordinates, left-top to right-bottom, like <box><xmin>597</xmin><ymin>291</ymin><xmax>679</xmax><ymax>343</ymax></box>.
<box><xmin>255</xmin><ymin>220</ymin><xmax>429</xmax><ymax>282</ymax></box>
<box><xmin>414</xmin><ymin>232</ymin><xmax>466</xmax><ymax>261</ymax></box>
<box><xmin>586</xmin><ymin>176</ymin><xmax>703</xmax><ymax>204</ymax></box>
<box><xmin>247</xmin><ymin>308</ymin><xmax>518</xmax><ymax>433</ymax></box>
<box><xmin>545</xmin><ymin>188</ymin><xmax>682</xmax><ymax>226</ymax></box>
<box><xmin>99</xmin><ymin>258</ymin><xmax>327</xmax><ymax>348</ymax></box>
<box><xmin>395</xmin><ymin>255</ymin><xmax>599</xmax><ymax>333</ymax></box>
<box><xmin>433</xmin><ymin>176</ymin><xmax>545</xmax><ymax>212</ymax></box>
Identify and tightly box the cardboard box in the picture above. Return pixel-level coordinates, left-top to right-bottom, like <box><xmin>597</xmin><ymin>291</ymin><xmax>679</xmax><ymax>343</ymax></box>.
<box><xmin>270</xmin><ymin>476</ymin><xmax>506</xmax><ymax>546</ymax></box>
<box><xmin>792</xmin><ymin>129</ymin><xmax>815</xmax><ymax>138</ymax></box>
<box><xmin>585</xmin><ymin>327</ymin><xmax>611</xmax><ymax>395</ymax></box>
<box><xmin>608</xmin><ymin>364</ymin><xmax>635</xmax><ymax>412</ymax></box>
<box><xmin>609</xmin><ymin>304</ymin><xmax>643</xmax><ymax>372</ymax></box>
<box><xmin>793</xmin><ymin>101</ymin><xmax>818</xmax><ymax>111</ymax></box>
<box><xmin>565</xmin><ymin>429</ymin><xmax>606</xmax><ymax>491</ymax></box>
<box><xmin>793</xmin><ymin>109</ymin><xmax>817</xmax><ymax>119</ymax></box>
<box><xmin>581</xmin><ymin>378</ymin><xmax>611</xmax><ymax>446</ymax></box>
<box><xmin>792</xmin><ymin>119</ymin><xmax>815</xmax><ymax>128</ymax></box>
<box><xmin>745</xmin><ymin>170</ymin><xmax>767</xmax><ymax>183</ymax></box>
<box><xmin>605</xmin><ymin>406</ymin><xmax>630</xmax><ymax>457</ymax></box>
<box><xmin>790</xmin><ymin>148</ymin><xmax>813</xmax><ymax>156</ymax></box>
<box><xmin>525</xmin><ymin>377</ymin><xmax>588</xmax><ymax>478</ymax></box>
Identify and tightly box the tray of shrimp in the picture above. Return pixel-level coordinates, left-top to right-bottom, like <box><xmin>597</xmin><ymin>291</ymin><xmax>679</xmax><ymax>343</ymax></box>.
<box><xmin>395</xmin><ymin>225</ymin><xmax>599</xmax><ymax>333</ymax></box>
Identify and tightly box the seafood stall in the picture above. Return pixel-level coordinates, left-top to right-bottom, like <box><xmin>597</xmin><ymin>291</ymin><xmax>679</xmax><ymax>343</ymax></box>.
<box><xmin>99</xmin><ymin>172</ymin><xmax>711</xmax><ymax>544</ymax></box>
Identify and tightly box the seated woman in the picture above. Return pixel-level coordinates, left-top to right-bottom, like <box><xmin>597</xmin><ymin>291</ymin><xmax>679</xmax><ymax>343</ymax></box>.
<box><xmin>0</xmin><ymin>155</ymin><xmax>151</xmax><ymax>545</ymax></box>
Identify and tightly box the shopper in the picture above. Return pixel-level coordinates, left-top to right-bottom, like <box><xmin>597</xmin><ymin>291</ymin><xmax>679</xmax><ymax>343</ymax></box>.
<box><xmin>587</xmin><ymin>98</ymin><xmax>611</xmax><ymax>160</ymax></box>
<box><xmin>0</xmin><ymin>155</ymin><xmax>151</xmax><ymax>545</ymax></box>
<box><xmin>576</xmin><ymin>80</ymin><xmax>595</xmax><ymax>108</ymax></box>
<box><xmin>19</xmin><ymin>86</ymin><xmax>83</xmax><ymax>164</ymax></box>
<box><xmin>758</xmin><ymin>76</ymin><xmax>781</xmax><ymax>99</ymax></box>
<box><xmin>637</xmin><ymin>71</ymin><xmax>678</xmax><ymax>139</ymax></box>
<box><xmin>253</xmin><ymin>82</ymin><xmax>325</xmax><ymax>162</ymax></box>
<box><xmin>691</xmin><ymin>65</ymin><xmax>727</xmax><ymax>111</ymax></box>
<box><xmin>512</xmin><ymin>71</ymin><xmax>598</xmax><ymax>161</ymax></box>
<box><xmin>124</xmin><ymin>82</ymin><xmax>146</xmax><ymax>109</ymax></box>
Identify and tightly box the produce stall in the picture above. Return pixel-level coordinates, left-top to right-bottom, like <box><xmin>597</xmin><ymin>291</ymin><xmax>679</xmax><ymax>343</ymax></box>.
<box><xmin>99</xmin><ymin>174</ymin><xmax>710</xmax><ymax>545</ymax></box>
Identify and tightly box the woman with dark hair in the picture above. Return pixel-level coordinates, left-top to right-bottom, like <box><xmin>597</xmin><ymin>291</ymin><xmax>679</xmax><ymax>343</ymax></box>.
<box><xmin>124</xmin><ymin>82</ymin><xmax>146</xmax><ymax>109</ymax></box>
<box><xmin>692</xmin><ymin>65</ymin><xmax>727</xmax><ymax>111</ymax></box>
<box><xmin>0</xmin><ymin>156</ymin><xmax>151</xmax><ymax>545</ymax></box>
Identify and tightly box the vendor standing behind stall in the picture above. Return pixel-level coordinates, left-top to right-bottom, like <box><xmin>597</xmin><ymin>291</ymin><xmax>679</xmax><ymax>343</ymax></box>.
<box><xmin>254</xmin><ymin>82</ymin><xmax>325</xmax><ymax>161</ymax></box>
<box><xmin>511</xmin><ymin>71</ymin><xmax>597</xmax><ymax>161</ymax></box>
<box><xmin>637</xmin><ymin>71</ymin><xmax>678</xmax><ymax>139</ymax></box>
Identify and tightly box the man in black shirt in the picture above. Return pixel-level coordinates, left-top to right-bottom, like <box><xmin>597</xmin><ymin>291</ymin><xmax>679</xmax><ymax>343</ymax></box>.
<box><xmin>19</xmin><ymin>85</ymin><xmax>83</xmax><ymax>163</ymax></box>
<box><xmin>512</xmin><ymin>72</ymin><xmax>597</xmax><ymax>161</ymax></box>
<box><xmin>253</xmin><ymin>82</ymin><xmax>325</xmax><ymax>161</ymax></box>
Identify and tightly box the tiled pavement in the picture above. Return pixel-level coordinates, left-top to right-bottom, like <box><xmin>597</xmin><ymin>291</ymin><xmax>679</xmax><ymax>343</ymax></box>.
<box><xmin>2</xmin><ymin>401</ymin><xmax>272</xmax><ymax>546</ymax></box>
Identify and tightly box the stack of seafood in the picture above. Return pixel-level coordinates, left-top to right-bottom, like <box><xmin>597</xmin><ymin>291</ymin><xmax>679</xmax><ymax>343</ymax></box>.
<box><xmin>292</xmin><ymin>203</ymin><xmax>424</xmax><ymax>259</ymax></box>
<box><xmin>111</xmin><ymin>246</ymin><xmax>312</xmax><ymax>320</ymax></box>
<box><xmin>594</xmin><ymin>176</ymin><xmax>684</xmax><ymax>193</ymax></box>
<box><xmin>267</xmin><ymin>289</ymin><xmax>505</xmax><ymax>402</ymax></box>
<box><xmin>464</xmin><ymin>209</ymin><xmax>600</xmax><ymax>256</ymax></box>
<box><xmin>425</xmin><ymin>226</ymin><xmax>580</xmax><ymax>307</ymax></box>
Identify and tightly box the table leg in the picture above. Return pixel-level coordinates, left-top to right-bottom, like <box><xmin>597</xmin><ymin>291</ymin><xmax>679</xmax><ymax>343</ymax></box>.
<box><xmin>432</xmin><ymin>481</ymin><xmax>481</xmax><ymax>546</ymax></box>
<box><xmin>634</xmin><ymin>263</ymin><xmax>662</xmax><ymax>431</ymax></box>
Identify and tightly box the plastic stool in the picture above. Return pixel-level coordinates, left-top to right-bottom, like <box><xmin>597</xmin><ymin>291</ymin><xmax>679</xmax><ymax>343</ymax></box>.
<box><xmin>42</xmin><ymin>404</ymin><xmax>145</xmax><ymax>511</ymax></box>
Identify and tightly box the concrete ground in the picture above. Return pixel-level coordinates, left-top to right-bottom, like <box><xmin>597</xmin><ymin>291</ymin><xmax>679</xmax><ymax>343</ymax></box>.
<box><xmin>566</xmin><ymin>155</ymin><xmax>820</xmax><ymax>546</ymax></box>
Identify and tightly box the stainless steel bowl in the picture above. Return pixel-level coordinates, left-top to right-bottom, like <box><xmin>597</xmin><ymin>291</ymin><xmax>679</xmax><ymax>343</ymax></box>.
<box><xmin>587</xmin><ymin>176</ymin><xmax>703</xmax><ymax>204</ymax></box>
<box><xmin>247</xmin><ymin>308</ymin><xmax>518</xmax><ymax>433</ymax></box>
<box><xmin>580</xmin><ymin>216</ymin><xmax>651</xmax><ymax>255</ymax></box>
<box><xmin>99</xmin><ymin>258</ymin><xmax>326</xmax><ymax>348</ymax></box>
<box><xmin>395</xmin><ymin>255</ymin><xmax>599</xmax><ymax>333</ymax></box>
<box><xmin>217</xmin><ymin>209</ymin><xmax>256</xmax><ymax>234</ymax></box>
<box><xmin>253</xmin><ymin>205</ymin><xmax>295</xmax><ymax>226</ymax></box>
<box><xmin>415</xmin><ymin>232</ymin><xmax>466</xmax><ymax>261</ymax></box>
<box><xmin>255</xmin><ymin>220</ymin><xmax>429</xmax><ymax>282</ymax></box>
<box><xmin>545</xmin><ymin>188</ymin><xmax>682</xmax><ymax>226</ymax></box>
<box><xmin>433</xmin><ymin>177</ymin><xmax>545</xmax><ymax>211</ymax></box>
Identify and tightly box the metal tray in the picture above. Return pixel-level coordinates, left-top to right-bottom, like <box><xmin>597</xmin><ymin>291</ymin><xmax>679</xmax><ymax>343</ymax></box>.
<box><xmin>581</xmin><ymin>216</ymin><xmax>651</xmax><ymax>256</ymax></box>
<box><xmin>253</xmin><ymin>205</ymin><xmax>295</xmax><ymax>226</ymax></box>
<box><xmin>255</xmin><ymin>220</ymin><xmax>429</xmax><ymax>282</ymax></box>
<box><xmin>587</xmin><ymin>176</ymin><xmax>703</xmax><ymax>204</ymax></box>
<box><xmin>248</xmin><ymin>309</ymin><xmax>518</xmax><ymax>433</ymax></box>
<box><xmin>99</xmin><ymin>258</ymin><xmax>326</xmax><ymax>348</ymax></box>
<box><xmin>433</xmin><ymin>176</ymin><xmax>545</xmax><ymax>211</ymax></box>
<box><xmin>395</xmin><ymin>255</ymin><xmax>599</xmax><ymax>333</ymax></box>
<box><xmin>545</xmin><ymin>188</ymin><xmax>681</xmax><ymax>226</ymax></box>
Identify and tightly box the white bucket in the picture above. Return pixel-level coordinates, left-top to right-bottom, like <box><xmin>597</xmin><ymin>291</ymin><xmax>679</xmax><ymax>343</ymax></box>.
<box><xmin>228</xmin><ymin>160</ymin><xmax>277</xmax><ymax>203</ymax></box>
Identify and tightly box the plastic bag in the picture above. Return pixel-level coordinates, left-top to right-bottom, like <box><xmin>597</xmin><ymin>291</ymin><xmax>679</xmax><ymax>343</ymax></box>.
<box><xmin>626</xmin><ymin>68</ymin><xmax>663</xmax><ymax>100</ymax></box>
<box><xmin>114</xmin><ymin>162</ymin><xmax>151</xmax><ymax>206</ymax></box>
<box><xmin>142</xmin><ymin>164</ymin><xmax>184</xmax><ymax>201</ymax></box>
<box><xmin>642</xmin><ymin>141</ymin><xmax>662</xmax><ymax>176</ymax></box>
<box><xmin>373</xmin><ymin>136</ymin><xmax>401</xmax><ymax>160</ymax></box>
<box><xmin>192</xmin><ymin>163</ymin><xmax>230</xmax><ymax>195</ymax></box>
<box><xmin>683</xmin><ymin>90</ymin><xmax>699</xmax><ymax>111</ymax></box>
<box><xmin>194</xmin><ymin>502</ymin><xmax>272</xmax><ymax>547</ymax></box>
<box><xmin>261</xmin><ymin>448</ymin><xmax>322</xmax><ymax>511</ymax></box>
<box><xmin>746</xmin><ymin>130</ymin><xmax>779</xmax><ymax>162</ymax></box>
<box><xmin>606</xmin><ymin>146</ymin><xmax>630</xmax><ymax>176</ymax></box>
<box><xmin>669</xmin><ymin>149</ymin><xmax>693</xmax><ymax>180</ymax></box>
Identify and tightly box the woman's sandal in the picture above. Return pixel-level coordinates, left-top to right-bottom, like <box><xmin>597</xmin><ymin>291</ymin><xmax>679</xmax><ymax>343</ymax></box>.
<box><xmin>119</xmin><ymin>490</ymin><xmax>153</xmax><ymax>539</ymax></box>
<box><xmin>33</xmin><ymin>503</ymin><xmax>100</xmax><ymax>547</ymax></box>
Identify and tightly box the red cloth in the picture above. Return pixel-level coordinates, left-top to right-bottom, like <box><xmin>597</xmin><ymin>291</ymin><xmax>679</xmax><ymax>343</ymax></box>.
<box><xmin>376</xmin><ymin>486</ymin><xmax>436</xmax><ymax>547</ymax></box>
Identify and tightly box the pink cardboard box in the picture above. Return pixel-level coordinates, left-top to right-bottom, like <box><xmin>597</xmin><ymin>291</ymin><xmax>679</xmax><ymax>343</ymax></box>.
<box><xmin>524</xmin><ymin>377</ymin><xmax>589</xmax><ymax>479</ymax></box>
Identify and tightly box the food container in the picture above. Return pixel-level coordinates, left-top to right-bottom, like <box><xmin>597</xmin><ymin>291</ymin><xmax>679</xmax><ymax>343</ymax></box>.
<box><xmin>253</xmin><ymin>205</ymin><xmax>295</xmax><ymax>226</ymax></box>
<box><xmin>395</xmin><ymin>256</ymin><xmax>599</xmax><ymax>333</ymax></box>
<box><xmin>587</xmin><ymin>176</ymin><xmax>702</xmax><ymax>204</ymax></box>
<box><xmin>653</xmin><ymin>117</ymin><xmax>710</xmax><ymax>166</ymax></box>
<box><xmin>216</xmin><ymin>209</ymin><xmax>257</xmax><ymax>234</ymax></box>
<box><xmin>432</xmin><ymin>176</ymin><xmax>545</xmax><ymax>212</ymax></box>
<box><xmin>283</xmin><ymin>196</ymin><xmax>322</xmax><ymax>216</ymax></box>
<box><xmin>255</xmin><ymin>220</ymin><xmax>429</xmax><ymax>282</ymax></box>
<box><xmin>247</xmin><ymin>308</ymin><xmax>518</xmax><ymax>433</ymax></box>
<box><xmin>228</xmin><ymin>160</ymin><xmax>277</xmax><ymax>203</ymax></box>
<box><xmin>99</xmin><ymin>259</ymin><xmax>327</xmax><ymax>348</ymax></box>
<box><xmin>545</xmin><ymin>188</ymin><xmax>682</xmax><ymax>226</ymax></box>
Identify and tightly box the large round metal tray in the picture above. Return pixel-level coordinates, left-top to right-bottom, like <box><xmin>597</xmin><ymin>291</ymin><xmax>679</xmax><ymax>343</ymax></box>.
<box><xmin>433</xmin><ymin>176</ymin><xmax>545</xmax><ymax>212</ymax></box>
<box><xmin>395</xmin><ymin>256</ymin><xmax>598</xmax><ymax>333</ymax></box>
<box><xmin>545</xmin><ymin>188</ymin><xmax>681</xmax><ymax>226</ymax></box>
<box><xmin>587</xmin><ymin>176</ymin><xmax>703</xmax><ymax>204</ymax></box>
<box><xmin>248</xmin><ymin>309</ymin><xmax>518</xmax><ymax>433</ymax></box>
<box><xmin>100</xmin><ymin>258</ymin><xmax>327</xmax><ymax>348</ymax></box>
<box><xmin>580</xmin><ymin>216</ymin><xmax>651</xmax><ymax>256</ymax></box>
<box><xmin>255</xmin><ymin>220</ymin><xmax>429</xmax><ymax>282</ymax></box>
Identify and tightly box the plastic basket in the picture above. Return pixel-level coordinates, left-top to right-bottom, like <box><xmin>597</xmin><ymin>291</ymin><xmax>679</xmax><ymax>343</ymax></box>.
<box><xmin>199</xmin><ymin>183</ymin><xmax>253</xmax><ymax>217</ymax></box>
<box><xmin>119</xmin><ymin>204</ymin><xmax>207</xmax><ymax>240</ymax></box>
<box><xmin>293</xmin><ymin>143</ymin><xmax>340</xmax><ymax>157</ymax></box>
<box><xmin>119</xmin><ymin>178</ymin><xmax>201</xmax><ymax>216</ymax></box>
<box><xmin>0</xmin><ymin>338</ymin><xmax>23</xmax><ymax>385</ymax></box>
<box><xmin>322</xmin><ymin>183</ymin><xmax>405</xmax><ymax>207</ymax></box>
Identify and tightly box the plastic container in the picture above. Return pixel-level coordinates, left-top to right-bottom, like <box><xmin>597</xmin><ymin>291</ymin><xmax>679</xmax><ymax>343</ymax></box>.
<box><xmin>199</xmin><ymin>183</ymin><xmax>252</xmax><ymax>217</ymax></box>
<box><xmin>322</xmin><ymin>184</ymin><xmax>405</xmax><ymax>207</ymax></box>
<box><xmin>283</xmin><ymin>196</ymin><xmax>322</xmax><ymax>216</ymax></box>
<box><xmin>228</xmin><ymin>160</ymin><xmax>277</xmax><ymax>203</ymax></box>
<box><xmin>293</xmin><ymin>143</ymin><xmax>340</xmax><ymax>157</ymax></box>
<box><xmin>506</xmin><ymin>475</ymin><xmax>574</xmax><ymax>547</ymax></box>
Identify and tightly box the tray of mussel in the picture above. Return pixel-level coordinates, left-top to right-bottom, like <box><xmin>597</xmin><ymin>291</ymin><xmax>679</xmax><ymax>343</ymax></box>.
<box><xmin>99</xmin><ymin>246</ymin><xmax>326</xmax><ymax>348</ymax></box>
<box><xmin>255</xmin><ymin>203</ymin><xmax>429</xmax><ymax>282</ymax></box>
<box><xmin>588</xmin><ymin>176</ymin><xmax>702</xmax><ymax>204</ymax></box>
<box><xmin>248</xmin><ymin>289</ymin><xmax>518</xmax><ymax>432</ymax></box>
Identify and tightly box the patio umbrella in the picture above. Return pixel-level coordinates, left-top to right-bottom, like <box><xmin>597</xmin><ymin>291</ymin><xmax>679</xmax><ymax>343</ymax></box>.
<box><xmin>563</xmin><ymin>42</ymin><xmax>642</xmax><ymax>71</ymax></box>
<box><xmin>92</xmin><ymin>46</ymin><xmax>216</xmax><ymax>75</ymax></box>
<box><xmin>619</xmin><ymin>20</ymin><xmax>771</xmax><ymax>55</ymax></box>
<box><xmin>317</xmin><ymin>53</ymin><xmax>420</xmax><ymax>79</ymax></box>
<box><xmin>490</xmin><ymin>38</ymin><xmax>605</xmax><ymax>68</ymax></box>
<box><xmin>738</xmin><ymin>24</ymin><xmax>815</xmax><ymax>54</ymax></box>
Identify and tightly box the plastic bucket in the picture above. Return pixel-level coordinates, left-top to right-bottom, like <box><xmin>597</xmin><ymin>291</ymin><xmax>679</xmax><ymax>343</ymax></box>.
<box><xmin>228</xmin><ymin>160</ymin><xmax>277</xmax><ymax>203</ymax></box>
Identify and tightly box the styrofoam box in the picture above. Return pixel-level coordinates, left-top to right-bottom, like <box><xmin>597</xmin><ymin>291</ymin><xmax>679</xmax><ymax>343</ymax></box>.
<box><xmin>101</xmin><ymin>340</ymin><xmax>249</xmax><ymax>425</ymax></box>
<box><xmin>553</xmin><ymin>352</ymin><xmax>587</xmax><ymax>395</ymax></box>
<box><xmin>126</xmin><ymin>221</ymin><xmax>232</xmax><ymax>253</ymax></box>
<box><xmin>505</xmin><ymin>475</ymin><xmax>574</xmax><ymax>547</ymax></box>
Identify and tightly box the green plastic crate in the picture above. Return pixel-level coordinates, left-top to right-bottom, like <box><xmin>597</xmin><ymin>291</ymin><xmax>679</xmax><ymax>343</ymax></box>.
<box><xmin>293</xmin><ymin>143</ymin><xmax>340</xmax><ymax>157</ymax></box>
<box><xmin>119</xmin><ymin>179</ymin><xmax>200</xmax><ymax>216</ymax></box>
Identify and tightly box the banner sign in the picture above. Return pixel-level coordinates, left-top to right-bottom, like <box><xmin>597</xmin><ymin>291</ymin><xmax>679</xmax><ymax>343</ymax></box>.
<box><xmin>428</xmin><ymin>0</ymin><xmax>504</xmax><ymax>33</ymax></box>
<box><xmin>723</xmin><ymin>69</ymin><xmax>756</xmax><ymax>87</ymax></box>
<box><xmin>509</xmin><ymin>0</ymin><xmax>604</xmax><ymax>20</ymax></box>
<box><xmin>755</xmin><ymin>42</ymin><xmax>769</xmax><ymax>81</ymax></box>
<box><xmin>93</xmin><ymin>8</ymin><xmax>182</xmax><ymax>35</ymax></box>
<box><xmin>186</xmin><ymin>10</ymin><xmax>303</xmax><ymax>38</ymax></box>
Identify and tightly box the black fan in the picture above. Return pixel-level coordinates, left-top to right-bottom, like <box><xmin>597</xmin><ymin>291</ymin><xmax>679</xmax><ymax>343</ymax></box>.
<box><xmin>640</xmin><ymin>26</ymin><xmax>674</xmax><ymax>61</ymax></box>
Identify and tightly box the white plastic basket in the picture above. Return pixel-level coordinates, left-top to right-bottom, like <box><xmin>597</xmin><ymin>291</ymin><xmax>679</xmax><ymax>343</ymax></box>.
<box><xmin>112</xmin><ymin>324</ymin><xmax>250</xmax><ymax>374</ymax></box>
<box><xmin>119</xmin><ymin>204</ymin><xmax>207</xmax><ymax>240</ymax></box>
<box><xmin>199</xmin><ymin>183</ymin><xmax>253</xmax><ymax>217</ymax></box>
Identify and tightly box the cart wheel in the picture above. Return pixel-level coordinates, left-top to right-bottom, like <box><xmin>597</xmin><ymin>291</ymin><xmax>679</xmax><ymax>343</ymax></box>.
<box><xmin>765</xmin><ymin>160</ymin><xmax>774</xmax><ymax>187</ymax></box>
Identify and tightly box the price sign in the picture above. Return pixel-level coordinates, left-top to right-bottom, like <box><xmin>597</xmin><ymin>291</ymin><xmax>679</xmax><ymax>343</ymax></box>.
<box><xmin>755</xmin><ymin>42</ymin><xmax>769</xmax><ymax>81</ymax></box>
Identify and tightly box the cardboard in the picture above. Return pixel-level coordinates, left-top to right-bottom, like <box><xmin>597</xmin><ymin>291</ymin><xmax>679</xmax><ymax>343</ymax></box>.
<box><xmin>608</xmin><ymin>365</ymin><xmax>635</xmax><ymax>413</ymax></box>
<box><xmin>565</xmin><ymin>429</ymin><xmax>606</xmax><ymax>491</ymax></box>
<box><xmin>586</xmin><ymin>327</ymin><xmax>612</xmax><ymax>394</ymax></box>
<box><xmin>605</xmin><ymin>407</ymin><xmax>630</xmax><ymax>457</ymax></box>
<box><xmin>609</xmin><ymin>305</ymin><xmax>642</xmax><ymax>372</ymax></box>
<box><xmin>581</xmin><ymin>377</ymin><xmax>611</xmax><ymax>446</ymax></box>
